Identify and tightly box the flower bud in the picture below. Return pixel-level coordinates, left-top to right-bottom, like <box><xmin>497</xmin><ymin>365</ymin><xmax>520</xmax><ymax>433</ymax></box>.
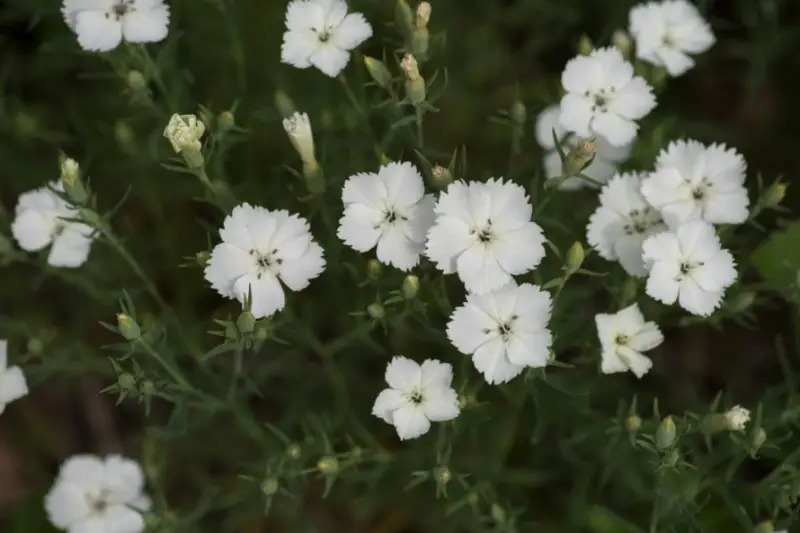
<box><xmin>431</xmin><ymin>165</ymin><xmax>452</xmax><ymax>187</ymax></box>
<box><xmin>723</xmin><ymin>405</ymin><xmax>750</xmax><ymax>431</ymax></box>
<box><xmin>363</xmin><ymin>56</ymin><xmax>392</xmax><ymax>89</ymax></box>
<box><xmin>565</xmin><ymin>241</ymin><xmax>585</xmax><ymax>274</ymax></box>
<box><xmin>118</xmin><ymin>373</ymin><xmax>136</xmax><ymax>390</ymax></box>
<box><xmin>395</xmin><ymin>0</ymin><xmax>414</xmax><ymax>38</ymax></box>
<box><xmin>116</xmin><ymin>313</ymin><xmax>141</xmax><ymax>341</ymax></box>
<box><xmin>490</xmin><ymin>503</ymin><xmax>506</xmax><ymax>524</ymax></box>
<box><xmin>317</xmin><ymin>456</ymin><xmax>339</xmax><ymax>475</ymax></box>
<box><xmin>164</xmin><ymin>114</ymin><xmax>206</xmax><ymax>156</ymax></box>
<box><xmin>612</xmin><ymin>30</ymin><xmax>632</xmax><ymax>58</ymax></box>
<box><xmin>261</xmin><ymin>477</ymin><xmax>279</xmax><ymax>495</ymax></box>
<box><xmin>283</xmin><ymin>112</ymin><xmax>317</xmax><ymax>167</ymax></box>
<box><xmin>195</xmin><ymin>251</ymin><xmax>210</xmax><ymax>267</ymax></box>
<box><xmin>274</xmin><ymin>90</ymin><xmax>296</xmax><ymax>119</ymax></box>
<box><xmin>60</xmin><ymin>155</ymin><xmax>89</xmax><ymax>205</ymax></box>
<box><xmin>140</xmin><ymin>380</ymin><xmax>156</xmax><ymax>396</ymax></box>
<box><xmin>26</xmin><ymin>337</ymin><xmax>44</xmax><ymax>355</ymax></box>
<box><xmin>564</xmin><ymin>138</ymin><xmax>596</xmax><ymax>176</ymax></box>
<box><xmin>286</xmin><ymin>443</ymin><xmax>302</xmax><ymax>459</ymax></box>
<box><xmin>402</xmin><ymin>275</ymin><xmax>420</xmax><ymax>299</ymax></box>
<box><xmin>762</xmin><ymin>182</ymin><xmax>787</xmax><ymax>208</ymax></box>
<box><xmin>302</xmin><ymin>160</ymin><xmax>325</xmax><ymax>195</ymax></box>
<box><xmin>662</xmin><ymin>448</ymin><xmax>679</xmax><ymax>468</ymax></box>
<box><xmin>401</xmin><ymin>54</ymin><xmax>426</xmax><ymax>104</ymax></box>
<box><xmin>217</xmin><ymin>111</ymin><xmax>235</xmax><ymax>133</ymax></box>
<box><xmin>415</xmin><ymin>2</ymin><xmax>431</xmax><ymax>29</ymax></box>
<box><xmin>434</xmin><ymin>466</ymin><xmax>451</xmax><ymax>486</ymax></box>
<box><xmin>753</xmin><ymin>521</ymin><xmax>775</xmax><ymax>533</ymax></box>
<box><xmin>626</xmin><ymin>414</ymin><xmax>642</xmax><ymax>433</ymax></box>
<box><xmin>579</xmin><ymin>34</ymin><xmax>593</xmax><ymax>55</ymax></box>
<box><xmin>367</xmin><ymin>303</ymin><xmax>386</xmax><ymax>320</ymax></box>
<box><xmin>115</xmin><ymin>121</ymin><xmax>135</xmax><ymax>152</ymax></box>
<box><xmin>367</xmin><ymin>259</ymin><xmax>383</xmax><ymax>280</ymax></box>
<box><xmin>655</xmin><ymin>416</ymin><xmax>677</xmax><ymax>450</ymax></box>
<box><xmin>126</xmin><ymin>70</ymin><xmax>147</xmax><ymax>92</ymax></box>
<box><xmin>510</xmin><ymin>100</ymin><xmax>527</xmax><ymax>127</ymax></box>
<box><xmin>411</xmin><ymin>26</ymin><xmax>429</xmax><ymax>59</ymax></box>
<box><xmin>236</xmin><ymin>311</ymin><xmax>256</xmax><ymax>334</ymax></box>
<box><xmin>752</xmin><ymin>427</ymin><xmax>767</xmax><ymax>452</ymax></box>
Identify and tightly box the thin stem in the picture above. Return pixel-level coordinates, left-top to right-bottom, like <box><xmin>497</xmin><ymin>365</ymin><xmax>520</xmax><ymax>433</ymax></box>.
<box><xmin>228</xmin><ymin>343</ymin><xmax>243</xmax><ymax>402</ymax></box>
<box><xmin>136</xmin><ymin>338</ymin><xmax>193</xmax><ymax>391</ymax></box>
<box><xmin>415</xmin><ymin>106</ymin><xmax>424</xmax><ymax>147</ymax></box>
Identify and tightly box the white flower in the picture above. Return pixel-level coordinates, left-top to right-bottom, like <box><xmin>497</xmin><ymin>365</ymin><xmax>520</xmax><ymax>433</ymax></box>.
<box><xmin>447</xmin><ymin>283</ymin><xmax>552</xmax><ymax>385</ymax></box>
<box><xmin>595</xmin><ymin>304</ymin><xmax>663</xmax><ymax>378</ymax></box>
<box><xmin>337</xmin><ymin>162</ymin><xmax>435</xmax><ymax>271</ymax></box>
<box><xmin>640</xmin><ymin>140</ymin><xmax>749</xmax><ymax>227</ymax></box>
<box><xmin>723</xmin><ymin>405</ymin><xmax>750</xmax><ymax>431</ymax></box>
<box><xmin>281</xmin><ymin>0</ymin><xmax>373</xmax><ymax>78</ymax></box>
<box><xmin>163</xmin><ymin>113</ymin><xmax>205</xmax><ymax>154</ymax></box>
<box><xmin>204</xmin><ymin>204</ymin><xmax>326</xmax><ymax>319</ymax></box>
<box><xmin>283</xmin><ymin>112</ymin><xmax>317</xmax><ymax>165</ymax></box>
<box><xmin>629</xmin><ymin>0</ymin><xmax>715</xmax><ymax>77</ymax></box>
<box><xmin>559</xmin><ymin>47</ymin><xmax>656</xmax><ymax>147</ymax></box>
<box><xmin>61</xmin><ymin>0</ymin><xmax>170</xmax><ymax>52</ymax></box>
<box><xmin>11</xmin><ymin>182</ymin><xmax>95</xmax><ymax>268</ymax></box>
<box><xmin>587</xmin><ymin>172</ymin><xmax>667</xmax><ymax>276</ymax></box>
<box><xmin>0</xmin><ymin>340</ymin><xmax>28</xmax><ymax>415</ymax></box>
<box><xmin>372</xmin><ymin>356</ymin><xmax>460</xmax><ymax>440</ymax></box>
<box><xmin>45</xmin><ymin>454</ymin><xmax>151</xmax><ymax>533</ymax></box>
<box><xmin>425</xmin><ymin>179</ymin><xmax>546</xmax><ymax>294</ymax></box>
<box><xmin>535</xmin><ymin>105</ymin><xmax>632</xmax><ymax>190</ymax></box>
<box><xmin>642</xmin><ymin>220</ymin><xmax>737</xmax><ymax>316</ymax></box>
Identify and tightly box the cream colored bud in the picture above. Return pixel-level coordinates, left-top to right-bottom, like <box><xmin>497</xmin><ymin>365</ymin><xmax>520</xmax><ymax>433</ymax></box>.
<box><xmin>283</xmin><ymin>112</ymin><xmax>317</xmax><ymax>167</ymax></box>
<box><xmin>401</xmin><ymin>54</ymin><xmax>421</xmax><ymax>82</ymax></box>
<box><xmin>402</xmin><ymin>275</ymin><xmax>419</xmax><ymax>299</ymax></box>
<box><xmin>431</xmin><ymin>165</ymin><xmax>452</xmax><ymax>187</ymax></box>
<box><xmin>564</xmin><ymin>138</ymin><xmax>596</xmax><ymax>176</ymax></box>
<box><xmin>415</xmin><ymin>2</ymin><xmax>431</xmax><ymax>29</ymax></box>
<box><xmin>724</xmin><ymin>405</ymin><xmax>750</xmax><ymax>431</ymax></box>
<box><xmin>163</xmin><ymin>113</ymin><xmax>205</xmax><ymax>154</ymax></box>
<box><xmin>60</xmin><ymin>157</ymin><xmax>79</xmax><ymax>185</ymax></box>
<box><xmin>317</xmin><ymin>456</ymin><xmax>339</xmax><ymax>475</ymax></box>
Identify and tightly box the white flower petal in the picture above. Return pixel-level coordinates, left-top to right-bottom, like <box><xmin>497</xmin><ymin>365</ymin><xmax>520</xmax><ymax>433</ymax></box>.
<box><xmin>11</xmin><ymin>209</ymin><xmax>53</xmax><ymax>252</ymax></box>
<box><xmin>419</xmin><ymin>359</ymin><xmax>453</xmax><ymax>388</ymax></box>
<box><xmin>558</xmin><ymin>94</ymin><xmax>593</xmax><ymax>138</ymax></box>
<box><xmin>233</xmin><ymin>274</ymin><xmax>285</xmax><ymax>319</ymax></box>
<box><xmin>456</xmin><ymin>243</ymin><xmax>511</xmax><ymax>295</ymax></box>
<box><xmin>376</xmin><ymin>225</ymin><xmax>421</xmax><ymax>271</ymax></box>
<box><xmin>0</xmin><ymin>366</ymin><xmax>28</xmax><ymax>405</ymax></box>
<box><xmin>281</xmin><ymin>29</ymin><xmax>318</xmax><ymax>68</ymax></box>
<box><xmin>204</xmin><ymin>243</ymin><xmax>254</xmax><ymax>298</ymax></box>
<box><xmin>422</xmin><ymin>386</ymin><xmax>460</xmax><ymax>422</ymax></box>
<box><xmin>74</xmin><ymin>10</ymin><xmax>123</xmax><ymax>52</ymax></box>
<box><xmin>371</xmin><ymin>388</ymin><xmax>407</xmax><ymax>423</ymax></box>
<box><xmin>121</xmin><ymin>4</ymin><xmax>169</xmax><ymax>43</ymax></box>
<box><xmin>678</xmin><ymin>279</ymin><xmax>721</xmax><ymax>316</ymax></box>
<box><xmin>384</xmin><ymin>356</ymin><xmax>421</xmax><ymax>392</ymax></box>
<box><xmin>392</xmin><ymin>405</ymin><xmax>430</xmax><ymax>440</ymax></box>
<box><xmin>309</xmin><ymin>45</ymin><xmax>350</xmax><ymax>77</ymax></box>
<box><xmin>45</xmin><ymin>481</ymin><xmax>92</xmax><ymax>528</ymax></box>
<box><xmin>592</xmin><ymin>112</ymin><xmax>638</xmax><ymax>147</ymax></box>
<box><xmin>472</xmin><ymin>336</ymin><xmax>524</xmax><ymax>385</ymax></box>
<box><xmin>331</xmin><ymin>12</ymin><xmax>372</xmax><ymax>50</ymax></box>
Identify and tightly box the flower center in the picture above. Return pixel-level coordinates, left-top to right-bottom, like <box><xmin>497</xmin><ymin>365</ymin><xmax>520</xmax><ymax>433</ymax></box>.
<box><xmin>315</xmin><ymin>26</ymin><xmax>332</xmax><ymax>42</ymax></box>
<box><xmin>587</xmin><ymin>88</ymin><xmax>615</xmax><ymax>112</ymax></box>
<box><xmin>471</xmin><ymin>219</ymin><xmax>495</xmax><ymax>244</ymax></box>
<box><xmin>87</xmin><ymin>490</ymin><xmax>110</xmax><ymax>514</ymax></box>
<box><xmin>108</xmin><ymin>0</ymin><xmax>133</xmax><ymax>19</ymax></box>
<box><xmin>677</xmin><ymin>260</ymin><xmax>704</xmax><ymax>280</ymax></box>
<box><xmin>251</xmin><ymin>249</ymin><xmax>282</xmax><ymax>278</ymax></box>
<box><xmin>408</xmin><ymin>390</ymin><xmax>424</xmax><ymax>405</ymax></box>
<box><xmin>624</xmin><ymin>207</ymin><xmax>658</xmax><ymax>235</ymax></box>
<box><xmin>614</xmin><ymin>333</ymin><xmax>630</xmax><ymax>346</ymax></box>
<box><xmin>496</xmin><ymin>314</ymin><xmax>518</xmax><ymax>340</ymax></box>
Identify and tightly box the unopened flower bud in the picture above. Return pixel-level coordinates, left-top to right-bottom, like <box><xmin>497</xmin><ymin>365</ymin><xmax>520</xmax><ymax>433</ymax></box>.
<box><xmin>225</xmin><ymin>325</ymin><xmax>238</xmax><ymax>340</ymax></box>
<box><xmin>612</xmin><ymin>30</ymin><xmax>632</xmax><ymax>58</ymax></box>
<box><xmin>217</xmin><ymin>111</ymin><xmax>235</xmax><ymax>133</ymax></box>
<box><xmin>753</xmin><ymin>521</ymin><xmax>775</xmax><ymax>533</ymax></box>
<box><xmin>26</xmin><ymin>337</ymin><xmax>44</xmax><ymax>355</ymax></box>
<box><xmin>118</xmin><ymin>373</ymin><xmax>136</xmax><ymax>390</ymax></box>
<box><xmin>396</xmin><ymin>0</ymin><xmax>414</xmax><ymax>38</ymax></box>
<box><xmin>283</xmin><ymin>112</ymin><xmax>317</xmax><ymax>168</ymax></box>
<box><xmin>723</xmin><ymin>405</ymin><xmax>750</xmax><ymax>431</ymax></box>
<box><xmin>60</xmin><ymin>156</ymin><xmax>88</xmax><ymax>205</ymax></box>
<box><xmin>662</xmin><ymin>448</ymin><xmax>679</xmax><ymax>468</ymax></box>
<box><xmin>116</xmin><ymin>313</ymin><xmax>141</xmax><ymax>341</ymax></box>
<box><xmin>127</xmin><ymin>70</ymin><xmax>147</xmax><ymax>92</ymax></box>
<box><xmin>564</xmin><ymin>138</ymin><xmax>596</xmax><ymax>176</ymax></box>
<box><xmin>411</xmin><ymin>23</ymin><xmax>430</xmax><ymax>58</ymax></box>
<box><xmin>367</xmin><ymin>303</ymin><xmax>385</xmax><ymax>320</ymax></box>
<box><xmin>236</xmin><ymin>311</ymin><xmax>256</xmax><ymax>334</ymax></box>
<box><xmin>579</xmin><ymin>34</ymin><xmax>593</xmax><ymax>55</ymax></box>
<box><xmin>367</xmin><ymin>259</ymin><xmax>382</xmax><ymax>280</ymax></box>
<box><xmin>115</xmin><ymin>121</ymin><xmax>135</xmax><ymax>151</ymax></box>
<box><xmin>401</xmin><ymin>54</ymin><xmax>426</xmax><ymax>104</ymax></box>
<box><xmin>363</xmin><ymin>56</ymin><xmax>392</xmax><ymax>89</ymax></box>
<box><xmin>195</xmin><ymin>251</ymin><xmax>210</xmax><ymax>267</ymax></box>
<box><xmin>752</xmin><ymin>428</ymin><xmax>767</xmax><ymax>452</ymax></box>
<box><xmin>164</xmin><ymin>114</ymin><xmax>205</xmax><ymax>156</ymax></box>
<box><xmin>274</xmin><ymin>90</ymin><xmax>296</xmax><ymax>119</ymax></box>
<box><xmin>261</xmin><ymin>477</ymin><xmax>279</xmax><ymax>495</ymax></box>
<box><xmin>626</xmin><ymin>414</ymin><xmax>642</xmax><ymax>433</ymax></box>
<box><xmin>303</xmin><ymin>160</ymin><xmax>325</xmax><ymax>195</ymax></box>
<box><xmin>762</xmin><ymin>182</ymin><xmax>787</xmax><ymax>208</ymax></box>
<box><xmin>510</xmin><ymin>100</ymin><xmax>527</xmax><ymax>127</ymax></box>
<box><xmin>565</xmin><ymin>241</ymin><xmax>585</xmax><ymax>274</ymax></box>
<box><xmin>402</xmin><ymin>275</ymin><xmax>419</xmax><ymax>299</ymax></box>
<box><xmin>490</xmin><ymin>503</ymin><xmax>506</xmax><ymax>524</ymax></box>
<box><xmin>655</xmin><ymin>416</ymin><xmax>677</xmax><ymax>450</ymax></box>
<box><xmin>140</xmin><ymin>380</ymin><xmax>156</xmax><ymax>396</ymax></box>
<box><xmin>434</xmin><ymin>466</ymin><xmax>450</xmax><ymax>485</ymax></box>
<box><xmin>286</xmin><ymin>443</ymin><xmax>302</xmax><ymax>459</ymax></box>
<box><xmin>431</xmin><ymin>165</ymin><xmax>452</xmax><ymax>187</ymax></box>
<box><xmin>317</xmin><ymin>456</ymin><xmax>339</xmax><ymax>475</ymax></box>
<box><xmin>415</xmin><ymin>2</ymin><xmax>431</xmax><ymax>29</ymax></box>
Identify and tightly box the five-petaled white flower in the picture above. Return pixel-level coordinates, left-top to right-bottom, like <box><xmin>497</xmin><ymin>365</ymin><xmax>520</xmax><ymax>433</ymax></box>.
<box><xmin>447</xmin><ymin>283</ymin><xmax>552</xmax><ymax>385</ymax></box>
<box><xmin>11</xmin><ymin>182</ymin><xmax>96</xmax><ymax>268</ymax></box>
<box><xmin>0</xmin><ymin>340</ymin><xmax>28</xmax><ymax>415</ymax></box>
<box><xmin>281</xmin><ymin>0</ymin><xmax>373</xmax><ymax>78</ymax></box>
<box><xmin>559</xmin><ymin>47</ymin><xmax>656</xmax><ymax>147</ymax></box>
<box><xmin>45</xmin><ymin>454</ymin><xmax>151</xmax><ymax>533</ymax></box>
<box><xmin>587</xmin><ymin>172</ymin><xmax>667</xmax><ymax>277</ymax></box>
<box><xmin>372</xmin><ymin>356</ymin><xmax>460</xmax><ymax>440</ymax></box>
<box><xmin>204</xmin><ymin>204</ymin><xmax>326</xmax><ymax>319</ymax></box>
<box><xmin>61</xmin><ymin>0</ymin><xmax>170</xmax><ymax>52</ymax></box>
<box><xmin>642</xmin><ymin>220</ymin><xmax>737</xmax><ymax>316</ymax></box>
<box><xmin>425</xmin><ymin>179</ymin><xmax>546</xmax><ymax>295</ymax></box>
<box><xmin>595</xmin><ymin>304</ymin><xmax>663</xmax><ymax>378</ymax></box>
<box><xmin>723</xmin><ymin>405</ymin><xmax>750</xmax><ymax>431</ymax></box>
<box><xmin>535</xmin><ymin>105</ymin><xmax>632</xmax><ymax>190</ymax></box>
<box><xmin>640</xmin><ymin>140</ymin><xmax>749</xmax><ymax>228</ymax></box>
<box><xmin>629</xmin><ymin>0</ymin><xmax>715</xmax><ymax>77</ymax></box>
<box><xmin>338</xmin><ymin>162</ymin><xmax>435</xmax><ymax>271</ymax></box>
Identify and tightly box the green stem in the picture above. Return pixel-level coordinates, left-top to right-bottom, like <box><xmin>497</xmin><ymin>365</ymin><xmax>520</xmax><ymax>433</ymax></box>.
<box><xmin>136</xmin><ymin>338</ymin><xmax>193</xmax><ymax>391</ymax></box>
<box><xmin>415</xmin><ymin>106</ymin><xmax>424</xmax><ymax>147</ymax></box>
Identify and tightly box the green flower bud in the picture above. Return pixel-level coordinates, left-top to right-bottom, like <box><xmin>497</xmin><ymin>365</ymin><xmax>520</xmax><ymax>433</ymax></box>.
<box><xmin>367</xmin><ymin>259</ymin><xmax>382</xmax><ymax>280</ymax></box>
<box><xmin>762</xmin><ymin>182</ymin><xmax>787</xmax><ymax>208</ymax></box>
<box><xmin>411</xmin><ymin>27</ymin><xmax>429</xmax><ymax>59</ymax></box>
<box><xmin>612</xmin><ymin>30</ymin><xmax>632</xmax><ymax>58</ymax></box>
<box><xmin>401</xmin><ymin>54</ymin><xmax>426</xmax><ymax>104</ymax></box>
<box><xmin>662</xmin><ymin>448</ymin><xmax>679</xmax><ymax>468</ymax></box>
<box><xmin>195</xmin><ymin>251</ymin><xmax>210</xmax><ymax>267</ymax></box>
<box><xmin>217</xmin><ymin>111</ymin><xmax>235</xmax><ymax>133</ymax></box>
<box><xmin>753</xmin><ymin>520</ymin><xmax>775</xmax><ymax>533</ymax></box>
<box><xmin>434</xmin><ymin>466</ymin><xmax>451</xmax><ymax>485</ymax></box>
<box><xmin>261</xmin><ymin>477</ymin><xmax>279</xmax><ymax>495</ymax></box>
<box><xmin>402</xmin><ymin>275</ymin><xmax>420</xmax><ymax>299</ymax></box>
<box><xmin>367</xmin><ymin>303</ymin><xmax>385</xmax><ymax>320</ymax></box>
<box><xmin>626</xmin><ymin>414</ymin><xmax>642</xmax><ymax>433</ymax></box>
<box><xmin>655</xmin><ymin>416</ymin><xmax>677</xmax><ymax>450</ymax></box>
<box><xmin>286</xmin><ymin>443</ymin><xmax>302</xmax><ymax>459</ymax></box>
<box><xmin>363</xmin><ymin>56</ymin><xmax>392</xmax><ymax>89</ymax></box>
<box><xmin>490</xmin><ymin>503</ymin><xmax>506</xmax><ymax>524</ymax></box>
<box><xmin>565</xmin><ymin>241</ymin><xmax>585</xmax><ymax>274</ymax></box>
<box><xmin>116</xmin><ymin>313</ymin><xmax>141</xmax><ymax>341</ymax></box>
<box><xmin>236</xmin><ymin>311</ymin><xmax>256</xmax><ymax>334</ymax></box>
<box><xmin>431</xmin><ymin>165</ymin><xmax>453</xmax><ymax>188</ymax></box>
<box><xmin>225</xmin><ymin>325</ymin><xmax>238</xmax><ymax>340</ymax></box>
<box><xmin>395</xmin><ymin>0</ymin><xmax>414</xmax><ymax>39</ymax></box>
<box><xmin>303</xmin><ymin>160</ymin><xmax>325</xmax><ymax>195</ymax></box>
<box><xmin>579</xmin><ymin>34</ymin><xmax>593</xmax><ymax>55</ymax></box>
<box><xmin>78</xmin><ymin>207</ymin><xmax>103</xmax><ymax>228</ymax></box>
<box><xmin>317</xmin><ymin>456</ymin><xmax>339</xmax><ymax>475</ymax></box>
<box><xmin>26</xmin><ymin>337</ymin><xmax>44</xmax><ymax>355</ymax></box>
<box><xmin>127</xmin><ymin>70</ymin><xmax>147</xmax><ymax>92</ymax></box>
<box><xmin>274</xmin><ymin>90</ymin><xmax>296</xmax><ymax>119</ymax></box>
<box><xmin>510</xmin><ymin>100</ymin><xmax>527</xmax><ymax>127</ymax></box>
<box><xmin>563</xmin><ymin>139</ymin><xmax>596</xmax><ymax>176</ymax></box>
<box><xmin>752</xmin><ymin>428</ymin><xmax>767</xmax><ymax>452</ymax></box>
<box><xmin>118</xmin><ymin>373</ymin><xmax>136</xmax><ymax>390</ymax></box>
<box><xmin>140</xmin><ymin>380</ymin><xmax>156</xmax><ymax>396</ymax></box>
<box><xmin>115</xmin><ymin>121</ymin><xmax>136</xmax><ymax>151</ymax></box>
<box><xmin>255</xmin><ymin>324</ymin><xmax>269</xmax><ymax>342</ymax></box>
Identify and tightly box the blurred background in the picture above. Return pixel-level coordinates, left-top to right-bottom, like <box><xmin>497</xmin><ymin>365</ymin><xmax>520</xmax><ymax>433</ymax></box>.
<box><xmin>1</xmin><ymin>0</ymin><xmax>800</xmax><ymax>531</ymax></box>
